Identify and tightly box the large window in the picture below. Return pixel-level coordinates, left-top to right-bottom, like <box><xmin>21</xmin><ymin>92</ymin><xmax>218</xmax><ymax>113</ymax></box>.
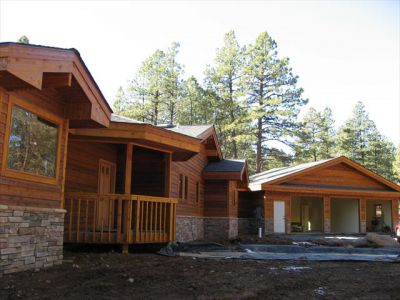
<box><xmin>3</xmin><ymin>98</ymin><xmax>61</xmax><ymax>184</ymax></box>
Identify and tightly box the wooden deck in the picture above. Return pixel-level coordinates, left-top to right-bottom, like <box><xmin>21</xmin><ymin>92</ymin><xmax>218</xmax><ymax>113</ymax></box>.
<box><xmin>64</xmin><ymin>192</ymin><xmax>177</xmax><ymax>244</ymax></box>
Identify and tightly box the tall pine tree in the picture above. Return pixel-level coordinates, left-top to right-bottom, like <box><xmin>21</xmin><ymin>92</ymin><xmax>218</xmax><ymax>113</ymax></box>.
<box><xmin>337</xmin><ymin>101</ymin><xmax>395</xmax><ymax>180</ymax></box>
<box><xmin>204</xmin><ymin>31</ymin><xmax>249</xmax><ymax>159</ymax></box>
<box><xmin>243</xmin><ymin>32</ymin><xmax>307</xmax><ymax>172</ymax></box>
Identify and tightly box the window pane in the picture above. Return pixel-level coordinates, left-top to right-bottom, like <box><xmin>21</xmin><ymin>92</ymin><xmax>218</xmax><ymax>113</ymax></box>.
<box><xmin>7</xmin><ymin>106</ymin><xmax>58</xmax><ymax>178</ymax></box>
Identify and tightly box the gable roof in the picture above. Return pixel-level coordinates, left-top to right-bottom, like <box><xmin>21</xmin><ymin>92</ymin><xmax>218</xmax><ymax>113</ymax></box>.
<box><xmin>249</xmin><ymin>156</ymin><xmax>400</xmax><ymax>193</ymax></box>
<box><xmin>0</xmin><ymin>42</ymin><xmax>112</xmax><ymax>127</ymax></box>
<box><xmin>203</xmin><ymin>159</ymin><xmax>248</xmax><ymax>181</ymax></box>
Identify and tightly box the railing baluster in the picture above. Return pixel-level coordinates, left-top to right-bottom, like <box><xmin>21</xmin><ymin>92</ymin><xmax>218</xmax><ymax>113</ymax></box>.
<box><xmin>145</xmin><ymin>200</ymin><xmax>149</xmax><ymax>242</ymax></box>
<box><xmin>163</xmin><ymin>202</ymin><xmax>167</xmax><ymax>242</ymax></box>
<box><xmin>150</xmin><ymin>201</ymin><xmax>154</xmax><ymax>242</ymax></box>
<box><xmin>155</xmin><ymin>202</ymin><xmax>158</xmax><ymax>242</ymax></box>
<box><xmin>135</xmin><ymin>198</ymin><xmax>140</xmax><ymax>243</ymax></box>
<box><xmin>93</xmin><ymin>198</ymin><xmax>97</xmax><ymax>242</ymax></box>
<box><xmin>117</xmin><ymin>198</ymin><xmax>122</xmax><ymax>243</ymax></box>
<box><xmin>100</xmin><ymin>196</ymin><xmax>104</xmax><ymax>242</ymax></box>
<box><xmin>85</xmin><ymin>199</ymin><xmax>89</xmax><ymax>242</ymax></box>
<box><xmin>141</xmin><ymin>199</ymin><xmax>144</xmax><ymax>242</ymax></box>
<box><xmin>126</xmin><ymin>198</ymin><xmax>132</xmax><ymax>243</ymax></box>
<box><xmin>76</xmin><ymin>198</ymin><xmax>81</xmax><ymax>242</ymax></box>
<box><xmin>68</xmin><ymin>197</ymin><xmax>73</xmax><ymax>242</ymax></box>
<box><xmin>108</xmin><ymin>197</ymin><xmax>112</xmax><ymax>243</ymax></box>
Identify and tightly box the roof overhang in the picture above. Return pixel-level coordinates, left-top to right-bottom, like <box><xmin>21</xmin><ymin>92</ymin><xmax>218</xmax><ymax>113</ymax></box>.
<box><xmin>203</xmin><ymin>160</ymin><xmax>249</xmax><ymax>183</ymax></box>
<box><xmin>0</xmin><ymin>43</ymin><xmax>112</xmax><ymax>128</ymax></box>
<box><xmin>69</xmin><ymin>121</ymin><xmax>202</xmax><ymax>161</ymax></box>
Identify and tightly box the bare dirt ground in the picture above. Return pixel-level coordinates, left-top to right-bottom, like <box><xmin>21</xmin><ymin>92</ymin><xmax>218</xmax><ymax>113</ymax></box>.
<box><xmin>1</xmin><ymin>246</ymin><xmax>399</xmax><ymax>300</ymax></box>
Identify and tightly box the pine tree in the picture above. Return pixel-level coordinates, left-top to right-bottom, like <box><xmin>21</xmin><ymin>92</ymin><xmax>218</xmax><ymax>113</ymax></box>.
<box><xmin>293</xmin><ymin>107</ymin><xmax>335</xmax><ymax>162</ymax></box>
<box><xmin>393</xmin><ymin>145</ymin><xmax>400</xmax><ymax>184</ymax></box>
<box><xmin>337</xmin><ymin>101</ymin><xmax>396</xmax><ymax>180</ymax></box>
<box><xmin>17</xmin><ymin>36</ymin><xmax>29</xmax><ymax>44</ymax></box>
<box><xmin>204</xmin><ymin>31</ymin><xmax>249</xmax><ymax>159</ymax></box>
<box><xmin>162</xmin><ymin>42</ymin><xmax>184</xmax><ymax>125</ymax></box>
<box><xmin>243</xmin><ymin>32</ymin><xmax>307</xmax><ymax>172</ymax></box>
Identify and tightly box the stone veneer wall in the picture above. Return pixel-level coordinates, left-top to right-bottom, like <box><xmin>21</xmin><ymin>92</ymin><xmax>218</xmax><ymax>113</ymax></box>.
<box><xmin>204</xmin><ymin>217</ymin><xmax>238</xmax><ymax>241</ymax></box>
<box><xmin>0</xmin><ymin>205</ymin><xmax>65</xmax><ymax>275</ymax></box>
<box><xmin>176</xmin><ymin>216</ymin><xmax>204</xmax><ymax>242</ymax></box>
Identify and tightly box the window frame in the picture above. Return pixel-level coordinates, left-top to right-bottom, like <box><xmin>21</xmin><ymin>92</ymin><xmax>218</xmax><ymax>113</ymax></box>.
<box><xmin>184</xmin><ymin>175</ymin><xmax>189</xmax><ymax>201</ymax></box>
<box><xmin>1</xmin><ymin>95</ymin><xmax>63</xmax><ymax>185</ymax></box>
<box><xmin>195</xmin><ymin>181</ymin><xmax>200</xmax><ymax>204</ymax></box>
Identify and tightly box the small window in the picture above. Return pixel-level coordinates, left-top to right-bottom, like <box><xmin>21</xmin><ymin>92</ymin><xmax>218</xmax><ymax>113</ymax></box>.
<box><xmin>7</xmin><ymin>105</ymin><xmax>59</xmax><ymax>178</ymax></box>
<box><xmin>184</xmin><ymin>176</ymin><xmax>189</xmax><ymax>200</ymax></box>
<box><xmin>195</xmin><ymin>182</ymin><xmax>200</xmax><ymax>203</ymax></box>
<box><xmin>179</xmin><ymin>174</ymin><xmax>184</xmax><ymax>199</ymax></box>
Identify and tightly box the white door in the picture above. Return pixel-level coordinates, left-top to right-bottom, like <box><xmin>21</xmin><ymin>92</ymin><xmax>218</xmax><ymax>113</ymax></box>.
<box><xmin>274</xmin><ymin>201</ymin><xmax>285</xmax><ymax>233</ymax></box>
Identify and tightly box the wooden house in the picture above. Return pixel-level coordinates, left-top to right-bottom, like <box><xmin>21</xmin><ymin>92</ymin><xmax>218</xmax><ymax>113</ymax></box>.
<box><xmin>0</xmin><ymin>43</ymin><xmax>248</xmax><ymax>274</ymax></box>
<box><xmin>248</xmin><ymin>157</ymin><xmax>400</xmax><ymax>234</ymax></box>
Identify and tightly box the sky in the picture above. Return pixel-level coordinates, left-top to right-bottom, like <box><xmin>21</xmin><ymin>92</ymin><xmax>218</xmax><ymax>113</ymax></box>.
<box><xmin>0</xmin><ymin>0</ymin><xmax>399</xmax><ymax>145</ymax></box>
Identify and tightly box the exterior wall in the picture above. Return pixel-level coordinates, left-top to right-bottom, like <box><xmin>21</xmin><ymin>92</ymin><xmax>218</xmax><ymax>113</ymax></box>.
<box><xmin>204</xmin><ymin>180</ymin><xmax>228</xmax><ymax>217</ymax></box>
<box><xmin>0</xmin><ymin>88</ymin><xmax>69</xmax><ymax>209</ymax></box>
<box><xmin>264</xmin><ymin>192</ymin><xmax>291</xmax><ymax>234</ymax></box>
<box><xmin>176</xmin><ymin>216</ymin><xmax>204</xmax><ymax>242</ymax></box>
<box><xmin>204</xmin><ymin>217</ymin><xmax>238</xmax><ymax>241</ymax></box>
<box><xmin>0</xmin><ymin>205</ymin><xmax>65</xmax><ymax>275</ymax></box>
<box><xmin>172</xmin><ymin>148</ymin><xmax>208</xmax><ymax>217</ymax></box>
<box><xmin>66</xmin><ymin>140</ymin><xmax>119</xmax><ymax>193</ymax></box>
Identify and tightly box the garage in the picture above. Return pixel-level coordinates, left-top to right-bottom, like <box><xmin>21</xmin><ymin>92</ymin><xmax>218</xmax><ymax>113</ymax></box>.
<box><xmin>291</xmin><ymin>196</ymin><xmax>323</xmax><ymax>232</ymax></box>
<box><xmin>331</xmin><ymin>198</ymin><xmax>360</xmax><ymax>233</ymax></box>
<box><xmin>248</xmin><ymin>156</ymin><xmax>400</xmax><ymax>234</ymax></box>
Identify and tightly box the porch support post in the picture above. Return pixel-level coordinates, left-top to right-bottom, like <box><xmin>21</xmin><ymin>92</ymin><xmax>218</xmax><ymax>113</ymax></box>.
<box><xmin>323</xmin><ymin>196</ymin><xmax>331</xmax><ymax>233</ymax></box>
<box><xmin>164</xmin><ymin>153</ymin><xmax>171</xmax><ymax>197</ymax></box>
<box><xmin>124</xmin><ymin>143</ymin><xmax>133</xmax><ymax>194</ymax></box>
<box><xmin>359</xmin><ymin>198</ymin><xmax>367</xmax><ymax>233</ymax></box>
<box><xmin>122</xmin><ymin>143</ymin><xmax>133</xmax><ymax>254</ymax></box>
<box><xmin>391</xmin><ymin>199</ymin><xmax>399</xmax><ymax>231</ymax></box>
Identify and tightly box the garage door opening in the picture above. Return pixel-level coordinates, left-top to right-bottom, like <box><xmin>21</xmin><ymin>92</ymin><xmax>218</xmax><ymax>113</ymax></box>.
<box><xmin>331</xmin><ymin>198</ymin><xmax>359</xmax><ymax>233</ymax></box>
<box><xmin>291</xmin><ymin>197</ymin><xmax>323</xmax><ymax>232</ymax></box>
<box><xmin>366</xmin><ymin>200</ymin><xmax>392</xmax><ymax>232</ymax></box>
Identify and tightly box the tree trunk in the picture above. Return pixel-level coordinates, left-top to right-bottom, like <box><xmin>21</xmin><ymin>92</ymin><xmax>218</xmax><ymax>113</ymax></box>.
<box><xmin>256</xmin><ymin>117</ymin><xmax>263</xmax><ymax>173</ymax></box>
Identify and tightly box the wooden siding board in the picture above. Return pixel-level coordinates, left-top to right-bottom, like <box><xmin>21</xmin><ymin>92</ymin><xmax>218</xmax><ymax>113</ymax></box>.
<box><xmin>172</xmin><ymin>147</ymin><xmax>208</xmax><ymax>217</ymax></box>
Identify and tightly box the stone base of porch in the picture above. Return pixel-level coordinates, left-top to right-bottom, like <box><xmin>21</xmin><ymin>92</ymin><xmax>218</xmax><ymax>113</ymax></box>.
<box><xmin>176</xmin><ymin>216</ymin><xmax>204</xmax><ymax>242</ymax></box>
<box><xmin>0</xmin><ymin>205</ymin><xmax>66</xmax><ymax>275</ymax></box>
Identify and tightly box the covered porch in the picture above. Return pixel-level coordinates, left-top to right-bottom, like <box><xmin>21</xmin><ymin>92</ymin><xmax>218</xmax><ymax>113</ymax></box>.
<box><xmin>63</xmin><ymin>118</ymin><xmax>201</xmax><ymax>246</ymax></box>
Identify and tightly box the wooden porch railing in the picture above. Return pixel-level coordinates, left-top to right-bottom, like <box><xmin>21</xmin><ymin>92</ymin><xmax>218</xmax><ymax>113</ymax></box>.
<box><xmin>64</xmin><ymin>192</ymin><xmax>177</xmax><ymax>244</ymax></box>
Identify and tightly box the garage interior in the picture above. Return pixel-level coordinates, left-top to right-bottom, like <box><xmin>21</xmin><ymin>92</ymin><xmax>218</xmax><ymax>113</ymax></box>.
<box><xmin>331</xmin><ymin>198</ymin><xmax>360</xmax><ymax>233</ymax></box>
<box><xmin>291</xmin><ymin>196</ymin><xmax>323</xmax><ymax>232</ymax></box>
<box><xmin>366</xmin><ymin>200</ymin><xmax>392</xmax><ymax>232</ymax></box>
